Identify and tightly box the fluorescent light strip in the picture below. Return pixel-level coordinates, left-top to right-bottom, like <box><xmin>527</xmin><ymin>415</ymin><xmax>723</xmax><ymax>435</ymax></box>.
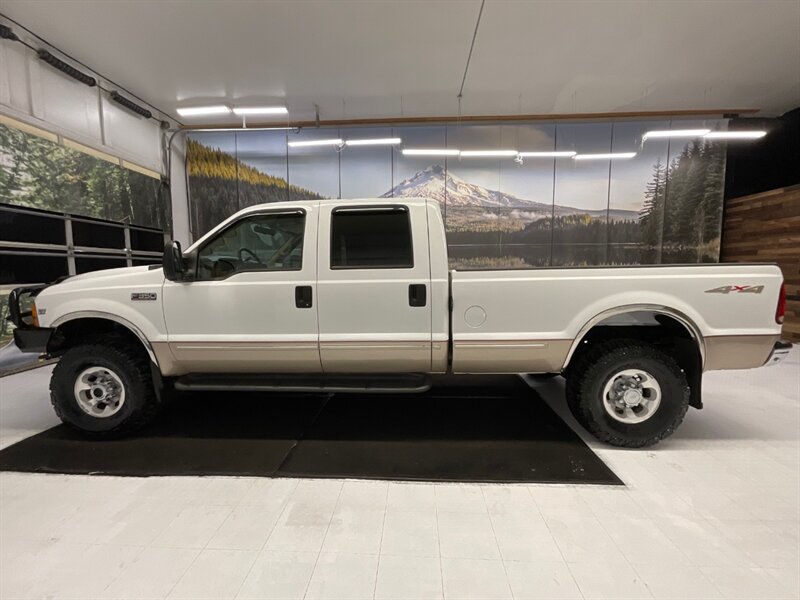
<box><xmin>288</xmin><ymin>138</ymin><xmax>343</xmax><ymax>147</ymax></box>
<box><xmin>176</xmin><ymin>105</ymin><xmax>231</xmax><ymax>117</ymax></box>
<box><xmin>574</xmin><ymin>152</ymin><xmax>637</xmax><ymax>160</ymax></box>
<box><xmin>232</xmin><ymin>106</ymin><xmax>288</xmax><ymax>115</ymax></box>
<box><xmin>517</xmin><ymin>151</ymin><xmax>576</xmax><ymax>158</ymax></box>
<box><xmin>643</xmin><ymin>129</ymin><xmax>710</xmax><ymax>140</ymax></box>
<box><xmin>344</xmin><ymin>138</ymin><xmax>402</xmax><ymax>146</ymax></box>
<box><xmin>188</xmin><ymin>127</ymin><xmax>295</xmax><ymax>132</ymax></box>
<box><xmin>704</xmin><ymin>131</ymin><xmax>767</xmax><ymax>140</ymax></box>
<box><xmin>402</xmin><ymin>148</ymin><xmax>460</xmax><ymax>156</ymax></box>
<box><xmin>459</xmin><ymin>150</ymin><xmax>518</xmax><ymax>157</ymax></box>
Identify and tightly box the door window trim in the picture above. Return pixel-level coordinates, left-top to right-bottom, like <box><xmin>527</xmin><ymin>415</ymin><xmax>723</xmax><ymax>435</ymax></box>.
<box><xmin>193</xmin><ymin>208</ymin><xmax>307</xmax><ymax>280</ymax></box>
<box><xmin>329</xmin><ymin>205</ymin><xmax>414</xmax><ymax>270</ymax></box>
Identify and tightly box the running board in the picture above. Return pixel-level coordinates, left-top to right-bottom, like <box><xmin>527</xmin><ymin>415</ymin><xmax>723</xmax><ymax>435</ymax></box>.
<box><xmin>173</xmin><ymin>373</ymin><xmax>432</xmax><ymax>394</ymax></box>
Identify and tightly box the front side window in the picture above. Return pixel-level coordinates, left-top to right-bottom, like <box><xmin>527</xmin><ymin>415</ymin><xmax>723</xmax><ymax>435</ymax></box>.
<box><xmin>330</xmin><ymin>207</ymin><xmax>413</xmax><ymax>269</ymax></box>
<box><xmin>197</xmin><ymin>211</ymin><xmax>305</xmax><ymax>279</ymax></box>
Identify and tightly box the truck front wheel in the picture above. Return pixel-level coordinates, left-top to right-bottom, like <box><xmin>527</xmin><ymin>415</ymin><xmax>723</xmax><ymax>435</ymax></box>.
<box><xmin>50</xmin><ymin>339</ymin><xmax>159</xmax><ymax>437</ymax></box>
<box><xmin>568</xmin><ymin>341</ymin><xmax>690</xmax><ymax>447</ymax></box>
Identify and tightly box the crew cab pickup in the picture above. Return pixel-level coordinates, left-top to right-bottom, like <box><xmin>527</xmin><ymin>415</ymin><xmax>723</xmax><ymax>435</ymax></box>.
<box><xmin>9</xmin><ymin>198</ymin><xmax>791</xmax><ymax>447</ymax></box>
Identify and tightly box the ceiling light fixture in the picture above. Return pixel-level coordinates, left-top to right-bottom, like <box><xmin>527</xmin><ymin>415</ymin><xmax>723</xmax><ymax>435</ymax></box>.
<box><xmin>344</xmin><ymin>138</ymin><xmax>402</xmax><ymax>146</ymax></box>
<box><xmin>232</xmin><ymin>106</ymin><xmax>288</xmax><ymax>115</ymax></box>
<box><xmin>459</xmin><ymin>150</ymin><xmax>519</xmax><ymax>157</ymax></box>
<box><xmin>402</xmin><ymin>149</ymin><xmax>460</xmax><ymax>156</ymax></box>
<box><xmin>176</xmin><ymin>105</ymin><xmax>231</xmax><ymax>117</ymax></box>
<box><xmin>574</xmin><ymin>152</ymin><xmax>637</xmax><ymax>160</ymax></box>
<box><xmin>704</xmin><ymin>131</ymin><xmax>767</xmax><ymax>140</ymax></box>
<box><xmin>188</xmin><ymin>127</ymin><xmax>296</xmax><ymax>133</ymax></box>
<box><xmin>642</xmin><ymin>129</ymin><xmax>711</xmax><ymax>140</ymax></box>
<box><xmin>288</xmin><ymin>138</ymin><xmax>344</xmax><ymax>147</ymax></box>
<box><xmin>517</xmin><ymin>151</ymin><xmax>577</xmax><ymax>158</ymax></box>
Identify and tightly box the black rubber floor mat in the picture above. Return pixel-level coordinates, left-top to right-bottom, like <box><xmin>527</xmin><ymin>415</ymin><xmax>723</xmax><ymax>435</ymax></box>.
<box><xmin>0</xmin><ymin>375</ymin><xmax>621</xmax><ymax>484</ymax></box>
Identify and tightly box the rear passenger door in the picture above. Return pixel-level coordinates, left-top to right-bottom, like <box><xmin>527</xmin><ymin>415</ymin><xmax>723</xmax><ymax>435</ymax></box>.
<box><xmin>317</xmin><ymin>204</ymin><xmax>432</xmax><ymax>372</ymax></box>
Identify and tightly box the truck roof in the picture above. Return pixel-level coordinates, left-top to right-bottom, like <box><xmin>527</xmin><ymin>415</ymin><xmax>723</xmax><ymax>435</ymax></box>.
<box><xmin>229</xmin><ymin>196</ymin><xmax>431</xmax><ymax>220</ymax></box>
<box><xmin>250</xmin><ymin>197</ymin><xmax>428</xmax><ymax>210</ymax></box>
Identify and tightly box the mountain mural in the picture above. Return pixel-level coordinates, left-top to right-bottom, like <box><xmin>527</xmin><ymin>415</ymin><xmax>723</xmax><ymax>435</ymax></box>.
<box><xmin>382</xmin><ymin>164</ymin><xmax>639</xmax><ymax>222</ymax></box>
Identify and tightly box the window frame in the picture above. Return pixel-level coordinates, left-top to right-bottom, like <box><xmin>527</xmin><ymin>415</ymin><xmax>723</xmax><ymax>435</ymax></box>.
<box><xmin>329</xmin><ymin>205</ymin><xmax>415</xmax><ymax>271</ymax></box>
<box><xmin>193</xmin><ymin>208</ymin><xmax>307</xmax><ymax>281</ymax></box>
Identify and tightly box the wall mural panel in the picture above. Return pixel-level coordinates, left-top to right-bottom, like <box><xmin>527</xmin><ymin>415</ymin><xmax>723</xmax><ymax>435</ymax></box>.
<box><xmin>341</xmin><ymin>127</ymin><xmax>393</xmax><ymax>199</ymax></box>
<box><xmin>607</xmin><ymin>120</ymin><xmax>670</xmax><ymax>264</ymax></box>
<box><xmin>0</xmin><ymin>123</ymin><xmax>167</xmax><ymax>230</ymax></box>
<box><xmin>186</xmin><ymin>118</ymin><xmax>728</xmax><ymax>268</ymax></box>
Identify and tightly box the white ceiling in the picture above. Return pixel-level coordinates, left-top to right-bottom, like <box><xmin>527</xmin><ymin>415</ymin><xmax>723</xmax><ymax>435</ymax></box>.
<box><xmin>2</xmin><ymin>0</ymin><xmax>799</xmax><ymax>125</ymax></box>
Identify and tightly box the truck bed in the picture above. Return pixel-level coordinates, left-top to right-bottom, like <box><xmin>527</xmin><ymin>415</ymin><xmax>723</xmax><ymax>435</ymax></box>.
<box><xmin>449</xmin><ymin>263</ymin><xmax>784</xmax><ymax>373</ymax></box>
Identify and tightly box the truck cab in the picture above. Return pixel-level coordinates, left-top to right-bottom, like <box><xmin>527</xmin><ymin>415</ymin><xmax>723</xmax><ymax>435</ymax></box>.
<box><xmin>158</xmin><ymin>198</ymin><xmax>448</xmax><ymax>375</ymax></box>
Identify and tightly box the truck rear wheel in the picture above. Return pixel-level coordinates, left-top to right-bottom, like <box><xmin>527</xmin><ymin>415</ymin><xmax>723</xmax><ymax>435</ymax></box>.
<box><xmin>568</xmin><ymin>341</ymin><xmax>689</xmax><ymax>447</ymax></box>
<box><xmin>50</xmin><ymin>339</ymin><xmax>159</xmax><ymax>437</ymax></box>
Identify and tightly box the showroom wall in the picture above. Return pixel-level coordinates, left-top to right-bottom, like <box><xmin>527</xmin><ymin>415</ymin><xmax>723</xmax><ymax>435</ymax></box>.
<box><xmin>0</xmin><ymin>118</ymin><xmax>168</xmax><ymax>344</ymax></box>
<box><xmin>721</xmin><ymin>185</ymin><xmax>800</xmax><ymax>342</ymax></box>
<box><xmin>186</xmin><ymin>118</ymin><xmax>728</xmax><ymax>268</ymax></box>
<box><xmin>0</xmin><ymin>23</ymin><xmax>166</xmax><ymax>175</ymax></box>
<box><xmin>721</xmin><ymin>108</ymin><xmax>800</xmax><ymax>342</ymax></box>
<box><xmin>0</xmin><ymin>21</ymin><xmax>173</xmax><ymax>345</ymax></box>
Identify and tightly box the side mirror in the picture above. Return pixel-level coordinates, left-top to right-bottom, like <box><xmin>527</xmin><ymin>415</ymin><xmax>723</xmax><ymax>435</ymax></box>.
<box><xmin>162</xmin><ymin>240</ymin><xmax>186</xmax><ymax>281</ymax></box>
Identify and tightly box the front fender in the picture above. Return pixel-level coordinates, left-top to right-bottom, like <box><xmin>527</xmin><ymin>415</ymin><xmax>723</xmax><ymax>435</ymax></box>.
<box><xmin>47</xmin><ymin>308</ymin><xmax>159</xmax><ymax>362</ymax></box>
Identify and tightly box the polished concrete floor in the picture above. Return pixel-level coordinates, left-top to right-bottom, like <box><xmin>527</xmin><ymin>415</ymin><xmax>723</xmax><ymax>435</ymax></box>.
<box><xmin>0</xmin><ymin>350</ymin><xmax>798</xmax><ymax>600</ymax></box>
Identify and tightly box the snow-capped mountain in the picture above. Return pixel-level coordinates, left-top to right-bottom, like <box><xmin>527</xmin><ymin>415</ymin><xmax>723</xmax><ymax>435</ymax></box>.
<box><xmin>382</xmin><ymin>164</ymin><xmax>638</xmax><ymax>221</ymax></box>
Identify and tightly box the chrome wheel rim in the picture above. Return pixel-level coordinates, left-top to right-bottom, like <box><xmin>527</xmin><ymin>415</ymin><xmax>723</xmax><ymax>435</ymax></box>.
<box><xmin>73</xmin><ymin>366</ymin><xmax>126</xmax><ymax>418</ymax></box>
<box><xmin>602</xmin><ymin>368</ymin><xmax>661</xmax><ymax>424</ymax></box>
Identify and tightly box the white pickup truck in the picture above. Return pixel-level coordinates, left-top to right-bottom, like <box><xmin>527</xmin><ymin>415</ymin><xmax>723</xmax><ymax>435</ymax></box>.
<box><xmin>9</xmin><ymin>198</ymin><xmax>790</xmax><ymax>447</ymax></box>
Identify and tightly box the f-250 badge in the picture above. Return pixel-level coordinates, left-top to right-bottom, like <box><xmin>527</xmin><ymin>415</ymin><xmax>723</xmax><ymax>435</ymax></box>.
<box><xmin>131</xmin><ymin>292</ymin><xmax>157</xmax><ymax>301</ymax></box>
<box><xmin>705</xmin><ymin>285</ymin><xmax>764</xmax><ymax>294</ymax></box>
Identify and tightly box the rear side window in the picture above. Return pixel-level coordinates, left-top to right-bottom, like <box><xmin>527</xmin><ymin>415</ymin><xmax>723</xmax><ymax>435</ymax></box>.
<box><xmin>330</xmin><ymin>207</ymin><xmax>413</xmax><ymax>269</ymax></box>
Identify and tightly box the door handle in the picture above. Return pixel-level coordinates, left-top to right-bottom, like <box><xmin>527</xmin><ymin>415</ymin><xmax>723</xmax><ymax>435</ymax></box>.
<box><xmin>408</xmin><ymin>284</ymin><xmax>427</xmax><ymax>307</ymax></box>
<box><xmin>295</xmin><ymin>285</ymin><xmax>313</xmax><ymax>308</ymax></box>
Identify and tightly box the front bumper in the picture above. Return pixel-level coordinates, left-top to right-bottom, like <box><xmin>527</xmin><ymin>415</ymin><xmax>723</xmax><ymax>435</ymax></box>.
<box><xmin>764</xmin><ymin>340</ymin><xmax>793</xmax><ymax>366</ymax></box>
<box><xmin>7</xmin><ymin>284</ymin><xmax>51</xmax><ymax>354</ymax></box>
<box><xmin>13</xmin><ymin>327</ymin><xmax>54</xmax><ymax>354</ymax></box>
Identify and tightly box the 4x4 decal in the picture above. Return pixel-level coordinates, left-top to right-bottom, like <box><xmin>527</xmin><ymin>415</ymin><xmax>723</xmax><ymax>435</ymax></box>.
<box><xmin>705</xmin><ymin>285</ymin><xmax>764</xmax><ymax>294</ymax></box>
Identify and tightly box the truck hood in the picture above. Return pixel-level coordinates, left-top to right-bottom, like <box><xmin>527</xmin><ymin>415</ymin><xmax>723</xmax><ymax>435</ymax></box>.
<box><xmin>40</xmin><ymin>265</ymin><xmax>165</xmax><ymax>298</ymax></box>
<box><xmin>33</xmin><ymin>264</ymin><xmax>166</xmax><ymax>331</ymax></box>
<box><xmin>60</xmin><ymin>265</ymin><xmax>159</xmax><ymax>284</ymax></box>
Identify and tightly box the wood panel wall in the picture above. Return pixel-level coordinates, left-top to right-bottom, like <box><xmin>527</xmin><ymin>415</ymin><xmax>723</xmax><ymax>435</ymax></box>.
<box><xmin>721</xmin><ymin>184</ymin><xmax>800</xmax><ymax>342</ymax></box>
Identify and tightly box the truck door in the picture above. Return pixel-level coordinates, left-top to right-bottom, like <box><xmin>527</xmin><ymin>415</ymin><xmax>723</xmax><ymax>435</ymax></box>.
<box><xmin>161</xmin><ymin>207</ymin><xmax>321</xmax><ymax>374</ymax></box>
<box><xmin>317</xmin><ymin>203</ymin><xmax>432</xmax><ymax>372</ymax></box>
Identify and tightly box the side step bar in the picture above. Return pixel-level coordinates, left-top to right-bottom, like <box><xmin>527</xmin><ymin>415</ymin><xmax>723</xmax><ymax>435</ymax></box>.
<box><xmin>173</xmin><ymin>373</ymin><xmax>432</xmax><ymax>394</ymax></box>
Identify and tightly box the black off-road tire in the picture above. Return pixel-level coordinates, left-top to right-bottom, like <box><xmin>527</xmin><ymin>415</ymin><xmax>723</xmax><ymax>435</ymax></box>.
<box><xmin>568</xmin><ymin>340</ymin><xmax>690</xmax><ymax>448</ymax></box>
<box><xmin>564</xmin><ymin>343</ymin><xmax>593</xmax><ymax>428</ymax></box>
<box><xmin>50</xmin><ymin>338</ymin><xmax>160</xmax><ymax>438</ymax></box>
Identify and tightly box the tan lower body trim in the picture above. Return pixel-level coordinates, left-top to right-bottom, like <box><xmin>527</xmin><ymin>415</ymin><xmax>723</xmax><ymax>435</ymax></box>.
<box><xmin>320</xmin><ymin>340</ymin><xmax>432</xmax><ymax>372</ymax></box>
<box><xmin>154</xmin><ymin>339</ymin><xmax>435</xmax><ymax>375</ymax></box>
<box><xmin>703</xmin><ymin>334</ymin><xmax>780</xmax><ymax>370</ymax></box>
<box><xmin>431</xmin><ymin>340</ymin><xmax>448</xmax><ymax>374</ymax></box>
<box><xmin>452</xmin><ymin>339</ymin><xmax>571</xmax><ymax>374</ymax></box>
<box><xmin>153</xmin><ymin>341</ymin><xmax>321</xmax><ymax>376</ymax></box>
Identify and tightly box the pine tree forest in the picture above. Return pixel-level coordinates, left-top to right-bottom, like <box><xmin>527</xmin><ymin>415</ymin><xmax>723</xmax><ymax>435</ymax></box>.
<box><xmin>0</xmin><ymin>124</ymin><xmax>167</xmax><ymax>230</ymax></box>
<box><xmin>638</xmin><ymin>140</ymin><xmax>726</xmax><ymax>263</ymax></box>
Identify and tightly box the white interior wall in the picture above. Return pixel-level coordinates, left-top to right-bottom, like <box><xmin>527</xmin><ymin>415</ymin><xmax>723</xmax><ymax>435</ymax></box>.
<box><xmin>0</xmin><ymin>25</ymin><xmax>166</xmax><ymax>176</ymax></box>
